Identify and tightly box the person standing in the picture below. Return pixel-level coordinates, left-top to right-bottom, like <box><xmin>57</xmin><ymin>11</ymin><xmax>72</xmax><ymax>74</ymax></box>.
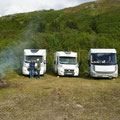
<box><xmin>29</xmin><ymin>59</ymin><xmax>35</xmax><ymax>78</ymax></box>
<box><xmin>36</xmin><ymin>59</ymin><xmax>41</xmax><ymax>79</ymax></box>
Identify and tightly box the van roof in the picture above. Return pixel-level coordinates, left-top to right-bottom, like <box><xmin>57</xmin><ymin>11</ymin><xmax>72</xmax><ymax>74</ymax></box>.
<box><xmin>90</xmin><ymin>49</ymin><xmax>116</xmax><ymax>53</ymax></box>
<box><xmin>24</xmin><ymin>49</ymin><xmax>46</xmax><ymax>56</ymax></box>
<box><xmin>55</xmin><ymin>51</ymin><xmax>77</xmax><ymax>57</ymax></box>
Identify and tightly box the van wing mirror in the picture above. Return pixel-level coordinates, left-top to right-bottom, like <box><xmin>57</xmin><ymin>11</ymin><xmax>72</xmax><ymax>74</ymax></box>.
<box><xmin>44</xmin><ymin>60</ymin><xmax>48</xmax><ymax>64</ymax></box>
<box><xmin>54</xmin><ymin>61</ymin><xmax>58</xmax><ymax>64</ymax></box>
<box><xmin>88</xmin><ymin>60</ymin><xmax>90</xmax><ymax>66</ymax></box>
<box><xmin>54</xmin><ymin>61</ymin><xmax>57</xmax><ymax>64</ymax></box>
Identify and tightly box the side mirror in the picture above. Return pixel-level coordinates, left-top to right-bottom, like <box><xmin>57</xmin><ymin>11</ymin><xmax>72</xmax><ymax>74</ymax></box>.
<box><xmin>88</xmin><ymin>60</ymin><xmax>90</xmax><ymax>66</ymax></box>
<box><xmin>54</xmin><ymin>61</ymin><xmax>58</xmax><ymax>64</ymax></box>
<box><xmin>44</xmin><ymin>60</ymin><xmax>48</xmax><ymax>64</ymax></box>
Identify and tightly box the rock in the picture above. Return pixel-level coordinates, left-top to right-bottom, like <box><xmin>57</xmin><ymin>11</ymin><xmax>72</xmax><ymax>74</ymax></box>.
<box><xmin>19</xmin><ymin>21</ymin><xmax>24</xmax><ymax>24</ymax></box>
<box><xmin>76</xmin><ymin>104</ymin><xmax>83</xmax><ymax>108</ymax></box>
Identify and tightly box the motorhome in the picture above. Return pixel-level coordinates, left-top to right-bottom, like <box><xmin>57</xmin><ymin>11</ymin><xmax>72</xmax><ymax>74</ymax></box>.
<box><xmin>88</xmin><ymin>49</ymin><xmax>118</xmax><ymax>78</ymax></box>
<box><xmin>22</xmin><ymin>49</ymin><xmax>47</xmax><ymax>75</ymax></box>
<box><xmin>54</xmin><ymin>51</ymin><xmax>79</xmax><ymax>76</ymax></box>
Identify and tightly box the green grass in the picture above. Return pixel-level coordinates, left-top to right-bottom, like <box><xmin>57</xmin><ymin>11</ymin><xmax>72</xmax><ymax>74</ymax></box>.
<box><xmin>0</xmin><ymin>74</ymin><xmax>120</xmax><ymax>120</ymax></box>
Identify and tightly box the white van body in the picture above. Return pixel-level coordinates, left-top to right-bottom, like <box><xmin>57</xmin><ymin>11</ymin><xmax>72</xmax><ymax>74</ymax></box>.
<box><xmin>88</xmin><ymin>49</ymin><xmax>118</xmax><ymax>78</ymax></box>
<box><xmin>54</xmin><ymin>51</ymin><xmax>79</xmax><ymax>76</ymax></box>
<box><xmin>22</xmin><ymin>49</ymin><xmax>46</xmax><ymax>75</ymax></box>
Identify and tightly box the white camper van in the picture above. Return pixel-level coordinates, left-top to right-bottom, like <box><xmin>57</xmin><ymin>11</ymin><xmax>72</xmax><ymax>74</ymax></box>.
<box><xmin>88</xmin><ymin>49</ymin><xmax>118</xmax><ymax>78</ymax></box>
<box><xmin>22</xmin><ymin>49</ymin><xmax>47</xmax><ymax>75</ymax></box>
<box><xmin>54</xmin><ymin>51</ymin><xmax>79</xmax><ymax>76</ymax></box>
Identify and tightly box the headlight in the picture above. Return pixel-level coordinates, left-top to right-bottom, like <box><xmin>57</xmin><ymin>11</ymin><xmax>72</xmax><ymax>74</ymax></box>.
<box><xmin>41</xmin><ymin>63</ymin><xmax>44</xmax><ymax>67</ymax></box>
<box><xmin>75</xmin><ymin>64</ymin><xmax>79</xmax><ymax>68</ymax></box>
<box><xmin>93</xmin><ymin>65</ymin><xmax>95</xmax><ymax>71</ymax></box>
<box><xmin>24</xmin><ymin>63</ymin><xmax>29</xmax><ymax>68</ymax></box>
<box><xmin>115</xmin><ymin>65</ymin><xmax>118</xmax><ymax>71</ymax></box>
<box><xmin>24</xmin><ymin>63</ymin><xmax>27</xmax><ymax>67</ymax></box>
<box><xmin>76</xmin><ymin>64</ymin><xmax>79</xmax><ymax>67</ymax></box>
<box><xmin>58</xmin><ymin>64</ymin><xmax>63</xmax><ymax>68</ymax></box>
<box><xmin>58</xmin><ymin>66</ymin><xmax>64</xmax><ymax>72</ymax></box>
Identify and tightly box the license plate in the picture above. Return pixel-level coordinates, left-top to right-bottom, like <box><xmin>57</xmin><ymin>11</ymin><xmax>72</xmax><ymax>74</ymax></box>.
<box><xmin>66</xmin><ymin>73</ymin><xmax>72</xmax><ymax>75</ymax></box>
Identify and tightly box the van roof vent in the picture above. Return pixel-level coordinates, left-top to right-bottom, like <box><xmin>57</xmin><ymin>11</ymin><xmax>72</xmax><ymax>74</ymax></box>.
<box><xmin>31</xmin><ymin>49</ymin><xmax>39</xmax><ymax>53</ymax></box>
<box><xmin>65</xmin><ymin>52</ymin><xmax>71</xmax><ymax>54</ymax></box>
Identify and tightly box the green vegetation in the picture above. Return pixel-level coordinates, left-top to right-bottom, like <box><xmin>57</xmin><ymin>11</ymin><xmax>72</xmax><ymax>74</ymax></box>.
<box><xmin>0</xmin><ymin>0</ymin><xmax>120</xmax><ymax>74</ymax></box>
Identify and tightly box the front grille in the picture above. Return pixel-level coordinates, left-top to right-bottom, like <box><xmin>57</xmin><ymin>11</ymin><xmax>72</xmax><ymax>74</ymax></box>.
<box><xmin>95</xmin><ymin>71</ymin><xmax>115</xmax><ymax>74</ymax></box>
<box><xmin>65</xmin><ymin>69</ymin><xmax>74</xmax><ymax>72</ymax></box>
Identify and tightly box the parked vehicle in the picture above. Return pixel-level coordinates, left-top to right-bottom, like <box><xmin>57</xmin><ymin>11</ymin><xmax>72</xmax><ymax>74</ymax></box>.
<box><xmin>22</xmin><ymin>49</ymin><xmax>47</xmax><ymax>75</ymax></box>
<box><xmin>88</xmin><ymin>49</ymin><xmax>118</xmax><ymax>78</ymax></box>
<box><xmin>53</xmin><ymin>51</ymin><xmax>79</xmax><ymax>76</ymax></box>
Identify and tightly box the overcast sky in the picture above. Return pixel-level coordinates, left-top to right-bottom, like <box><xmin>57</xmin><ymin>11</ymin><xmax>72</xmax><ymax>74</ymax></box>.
<box><xmin>0</xmin><ymin>0</ymin><xmax>95</xmax><ymax>17</ymax></box>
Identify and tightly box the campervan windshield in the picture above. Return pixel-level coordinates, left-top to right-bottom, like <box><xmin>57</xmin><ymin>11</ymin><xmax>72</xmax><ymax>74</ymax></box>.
<box><xmin>59</xmin><ymin>57</ymin><xmax>77</xmax><ymax>65</ymax></box>
<box><xmin>25</xmin><ymin>56</ymin><xmax>43</xmax><ymax>63</ymax></box>
<box><xmin>91</xmin><ymin>53</ymin><xmax>117</xmax><ymax>65</ymax></box>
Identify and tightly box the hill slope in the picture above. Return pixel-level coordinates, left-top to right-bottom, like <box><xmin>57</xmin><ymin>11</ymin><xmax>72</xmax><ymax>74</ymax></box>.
<box><xmin>0</xmin><ymin>0</ymin><xmax>120</xmax><ymax>75</ymax></box>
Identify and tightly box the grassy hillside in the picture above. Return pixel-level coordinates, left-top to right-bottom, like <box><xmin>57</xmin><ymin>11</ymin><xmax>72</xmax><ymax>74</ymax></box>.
<box><xmin>0</xmin><ymin>0</ymin><xmax>120</xmax><ymax>75</ymax></box>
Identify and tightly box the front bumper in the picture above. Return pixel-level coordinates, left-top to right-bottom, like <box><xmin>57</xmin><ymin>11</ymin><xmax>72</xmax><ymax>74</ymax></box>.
<box><xmin>58</xmin><ymin>69</ymin><xmax>79</xmax><ymax>76</ymax></box>
<box><xmin>90</xmin><ymin>70</ymin><xmax>118</xmax><ymax>78</ymax></box>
